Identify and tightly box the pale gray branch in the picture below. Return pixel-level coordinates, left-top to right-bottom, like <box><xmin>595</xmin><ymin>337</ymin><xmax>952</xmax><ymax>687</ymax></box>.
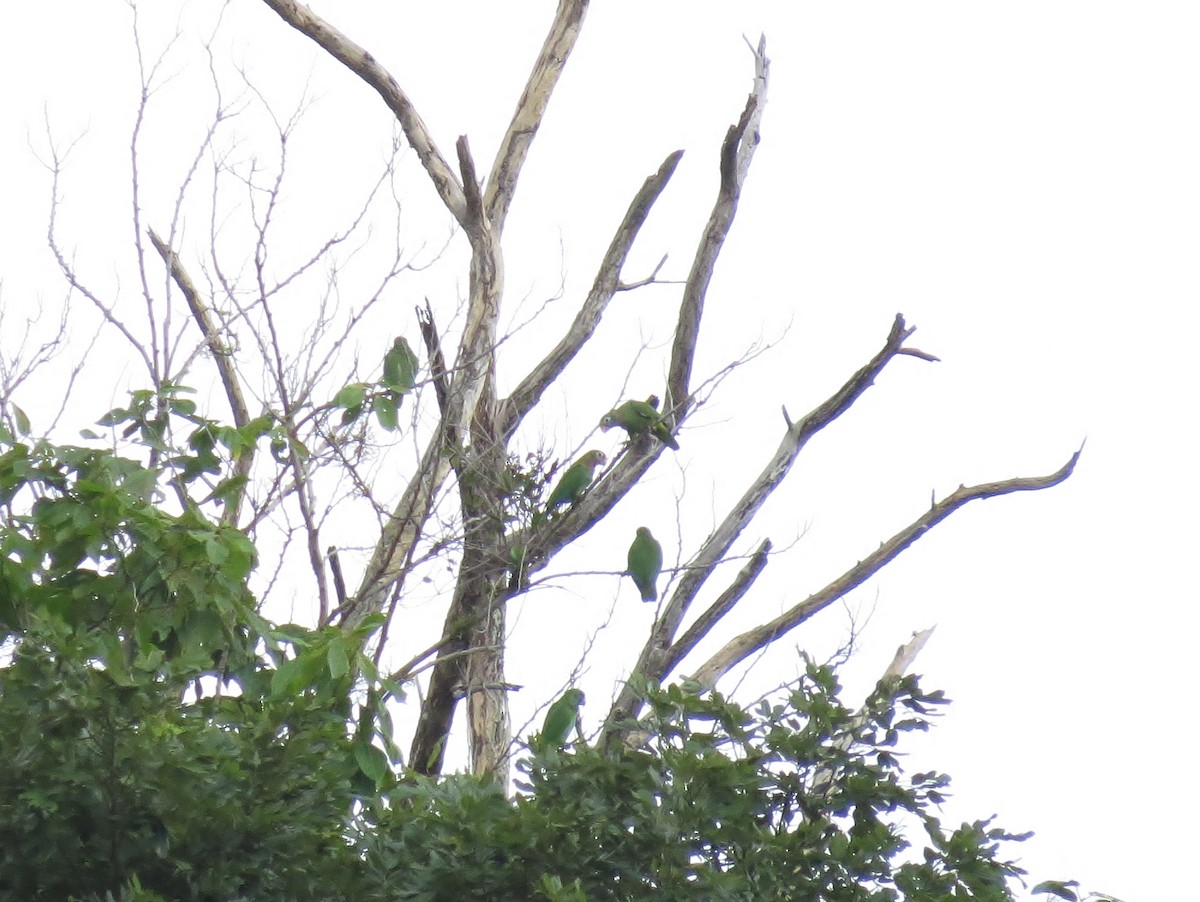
<box><xmin>484</xmin><ymin>0</ymin><xmax>589</xmax><ymax>235</ymax></box>
<box><xmin>147</xmin><ymin>227</ymin><xmax>253</xmax><ymax>526</ymax></box>
<box><xmin>665</xmin><ymin>35</ymin><xmax>768</xmax><ymax>424</ymax></box>
<box><xmin>499</xmin><ymin>150</ymin><xmax>683</xmax><ymax>441</ymax></box>
<box><xmin>661</xmin><ymin>538</ymin><xmax>772</xmax><ymax>677</ymax></box>
<box><xmin>602</xmin><ymin>314</ymin><xmax>926</xmax><ymax>737</ymax></box>
<box><xmin>690</xmin><ymin>451</ymin><xmax>1081</xmax><ymax>688</ymax></box>
<box><xmin>257</xmin><ymin>0</ymin><xmax>469</xmax><ymax>228</ymax></box>
<box><xmin>350</xmin><ymin>438</ymin><xmax>451</xmax><ymax>627</ymax></box>
<box><xmin>416</xmin><ymin>300</ymin><xmax>451</xmax><ymax>415</ymax></box>
<box><xmin>881</xmin><ymin>626</ymin><xmax>936</xmax><ymax>682</ymax></box>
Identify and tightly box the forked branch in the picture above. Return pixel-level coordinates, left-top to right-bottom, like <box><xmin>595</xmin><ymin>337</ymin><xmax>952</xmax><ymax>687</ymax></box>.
<box><xmin>499</xmin><ymin>150</ymin><xmax>684</xmax><ymax>440</ymax></box>
<box><xmin>485</xmin><ymin>0</ymin><xmax>589</xmax><ymax>234</ymax></box>
<box><xmin>603</xmin><ymin>315</ymin><xmax>933</xmax><ymax>733</ymax></box>
<box><xmin>690</xmin><ymin>450</ymin><xmax>1081</xmax><ymax>687</ymax></box>
<box><xmin>666</xmin><ymin>36</ymin><xmax>769</xmax><ymax>423</ymax></box>
<box><xmin>258</xmin><ymin>0</ymin><xmax>469</xmax><ymax>227</ymax></box>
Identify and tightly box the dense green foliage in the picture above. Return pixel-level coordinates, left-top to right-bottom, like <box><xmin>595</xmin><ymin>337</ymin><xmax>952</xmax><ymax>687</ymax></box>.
<box><xmin>0</xmin><ymin>415</ymin><xmax>388</xmax><ymax>899</ymax></box>
<box><xmin>362</xmin><ymin>676</ymin><xmax>1034</xmax><ymax>902</ymax></box>
<box><xmin>0</xmin><ymin>415</ymin><xmax>1101</xmax><ymax>901</ymax></box>
<box><xmin>0</xmin><ymin>636</ymin><xmax>361</xmax><ymax>899</ymax></box>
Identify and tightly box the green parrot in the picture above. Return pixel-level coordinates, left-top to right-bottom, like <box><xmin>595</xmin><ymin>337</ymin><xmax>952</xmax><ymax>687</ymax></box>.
<box><xmin>535</xmin><ymin>687</ymin><xmax>585</xmax><ymax>752</ymax></box>
<box><xmin>626</xmin><ymin>526</ymin><xmax>664</xmax><ymax>602</ymax></box>
<box><xmin>382</xmin><ymin>336</ymin><xmax>419</xmax><ymax>394</ymax></box>
<box><xmin>599</xmin><ymin>399</ymin><xmax>679</xmax><ymax>450</ymax></box>
<box><xmin>543</xmin><ymin>450</ymin><xmax>607</xmax><ymax>514</ymax></box>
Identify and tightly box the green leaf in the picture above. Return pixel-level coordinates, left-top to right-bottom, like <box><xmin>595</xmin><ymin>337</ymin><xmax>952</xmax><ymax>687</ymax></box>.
<box><xmin>333</xmin><ymin>383</ymin><xmax>369</xmax><ymax>409</ymax></box>
<box><xmin>204</xmin><ymin>536</ymin><xmax>229</xmax><ymax>566</ymax></box>
<box><xmin>354</xmin><ymin>740</ymin><xmax>389</xmax><ymax>786</ymax></box>
<box><xmin>171</xmin><ymin>398</ymin><xmax>198</xmax><ymax>417</ymax></box>
<box><xmin>270</xmin><ymin>657</ymin><xmax>302</xmax><ymax>698</ymax></box>
<box><xmin>205</xmin><ymin>475</ymin><xmax>248</xmax><ymax>505</ymax></box>
<box><xmin>98</xmin><ymin>407</ymin><xmax>129</xmax><ymax>427</ymax></box>
<box><xmin>13</xmin><ymin>405</ymin><xmax>30</xmax><ymax>436</ymax></box>
<box><xmin>353</xmin><ymin>611</ymin><xmax>388</xmax><ymax>636</ymax></box>
<box><xmin>1033</xmin><ymin>880</ymin><xmax>1080</xmax><ymax>901</ymax></box>
<box><xmin>373</xmin><ymin>394</ymin><xmax>399</xmax><ymax>432</ymax></box>
<box><xmin>269</xmin><ymin>650</ymin><xmax>327</xmax><ymax>699</ymax></box>
<box><xmin>327</xmin><ymin>641</ymin><xmax>350</xmax><ymax>681</ymax></box>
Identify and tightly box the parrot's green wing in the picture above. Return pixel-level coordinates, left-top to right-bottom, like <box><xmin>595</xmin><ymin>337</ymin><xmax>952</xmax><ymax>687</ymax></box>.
<box><xmin>536</xmin><ymin>688</ymin><xmax>585</xmax><ymax>752</ymax></box>
<box><xmin>626</xmin><ymin>526</ymin><xmax>664</xmax><ymax>602</ymax></box>
<box><xmin>382</xmin><ymin>337</ymin><xmax>419</xmax><ymax>394</ymax></box>
<box><xmin>650</xmin><ymin>419</ymin><xmax>680</xmax><ymax>451</ymax></box>
<box><xmin>371</xmin><ymin>337</ymin><xmax>421</xmax><ymax>432</ymax></box>
<box><xmin>616</xmin><ymin>400</ymin><xmax>659</xmax><ymax>432</ymax></box>
<box><xmin>544</xmin><ymin>450</ymin><xmax>606</xmax><ymax>512</ymax></box>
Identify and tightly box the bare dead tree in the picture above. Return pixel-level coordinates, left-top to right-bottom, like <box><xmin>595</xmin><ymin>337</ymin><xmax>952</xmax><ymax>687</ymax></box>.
<box><xmin>22</xmin><ymin>2</ymin><xmax>1079</xmax><ymax>785</ymax></box>
<box><xmin>251</xmin><ymin>0</ymin><xmax>1078</xmax><ymax>783</ymax></box>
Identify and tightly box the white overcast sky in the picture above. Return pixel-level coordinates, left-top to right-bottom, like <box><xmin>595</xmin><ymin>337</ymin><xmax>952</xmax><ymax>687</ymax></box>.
<box><xmin>2</xmin><ymin>3</ymin><xmax>1198</xmax><ymax>899</ymax></box>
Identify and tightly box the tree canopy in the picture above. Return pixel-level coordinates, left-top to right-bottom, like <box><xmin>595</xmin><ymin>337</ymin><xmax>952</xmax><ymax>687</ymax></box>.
<box><xmin>0</xmin><ymin>434</ymin><xmax>1097</xmax><ymax>897</ymax></box>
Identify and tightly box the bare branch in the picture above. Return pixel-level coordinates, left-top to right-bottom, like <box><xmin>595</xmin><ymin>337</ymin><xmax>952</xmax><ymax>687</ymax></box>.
<box><xmin>147</xmin><ymin>227</ymin><xmax>254</xmax><ymax>525</ymax></box>
<box><xmin>660</xmin><ymin>538</ymin><xmax>772</xmax><ymax>677</ymax></box>
<box><xmin>617</xmin><ymin>253</ymin><xmax>669</xmax><ymax>292</ymax></box>
<box><xmin>387</xmin><ymin>631</ymin><xmax>460</xmax><ymax>685</ymax></box>
<box><xmin>880</xmin><ymin>626</ymin><xmax>936</xmax><ymax>681</ymax></box>
<box><xmin>257</xmin><ymin>0</ymin><xmax>469</xmax><ymax>227</ymax></box>
<box><xmin>126</xmin><ymin>1</ymin><xmax>187</xmax><ymax>385</ymax></box>
<box><xmin>662</xmin><ymin>315</ymin><xmax>922</xmax><ymax>646</ymax></box>
<box><xmin>351</xmin><ymin>439</ymin><xmax>452</xmax><ymax>623</ymax></box>
<box><xmin>366</xmin><ymin>135</ymin><xmax>507</xmax><ymax>775</ymax></box>
<box><xmin>0</xmin><ymin>291</ymin><xmax>79</xmax><ymax>435</ymax></box>
<box><xmin>417</xmin><ymin>299</ymin><xmax>451</xmax><ymax>415</ymax></box>
<box><xmin>456</xmin><ymin>135</ymin><xmax>484</xmax><ymax>221</ymax></box>
<box><xmin>499</xmin><ymin>150</ymin><xmax>683</xmax><ymax>440</ymax></box>
<box><xmin>690</xmin><ymin>450</ymin><xmax>1081</xmax><ymax>687</ymax></box>
<box><xmin>484</xmin><ymin>0</ymin><xmax>589</xmax><ymax>234</ymax></box>
<box><xmin>600</xmin><ymin>315</ymin><xmax>939</xmax><ymax>737</ymax></box>
<box><xmin>666</xmin><ymin>36</ymin><xmax>768</xmax><ymax>423</ymax></box>
<box><xmin>41</xmin><ymin>121</ymin><xmax>155</xmax><ymax>379</ymax></box>
<box><xmin>327</xmin><ymin>546</ymin><xmax>347</xmax><ymax>612</ymax></box>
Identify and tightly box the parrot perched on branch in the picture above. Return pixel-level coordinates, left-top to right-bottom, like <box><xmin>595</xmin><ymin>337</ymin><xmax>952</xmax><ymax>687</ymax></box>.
<box><xmin>626</xmin><ymin>526</ymin><xmax>664</xmax><ymax>602</ymax></box>
<box><xmin>543</xmin><ymin>450</ymin><xmax>606</xmax><ymax>515</ymax></box>
<box><xmin>382</xmin><ymin>337</ymin><xmax>419</xmax><ymax>395</ymax></box>
<box><xmin>535</xmin><ymin>688</ymin><xmax>585</xmax><ymax>752</ymax></box>
<box><xmin>599</xmin><ymin>399</ymin><xmax>679</xmax><ymax>450</ymax></box>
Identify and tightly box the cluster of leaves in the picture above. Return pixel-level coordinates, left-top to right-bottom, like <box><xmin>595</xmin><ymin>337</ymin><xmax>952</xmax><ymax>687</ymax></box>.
<box><xmin>361</xmin><ymin>671</ymin><xmax>1062</xmax><ymax>902</ymax></box>
<box><xmin>91</xmin><ymin>381</ymin><xmax>279</xmax><ymax>506</ymax></box>
<box><xmin>0</xmin><ymin>632</ymin><xmax>362</xmax><ymax>900</ymax></box>
<box><xmin>0</xmin><ymin>427</ymin><xmax>259</xmax><ymax>677</ymax></box>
